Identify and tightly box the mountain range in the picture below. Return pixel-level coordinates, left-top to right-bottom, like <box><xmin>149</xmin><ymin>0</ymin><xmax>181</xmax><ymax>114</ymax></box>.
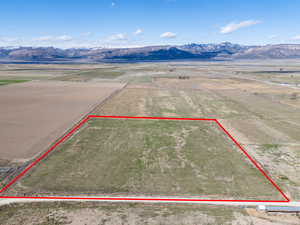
<box><xmin>1</xmin><ymin>42</ymin><xmax>300</xmax><ymax>62</ymax></box>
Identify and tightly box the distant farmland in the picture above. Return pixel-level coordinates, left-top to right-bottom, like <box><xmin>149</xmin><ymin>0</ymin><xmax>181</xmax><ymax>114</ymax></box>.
<box><xmin>1</xmin><ymin>61</ymin><xmax>299</xmax><ymax>202</ymax></box>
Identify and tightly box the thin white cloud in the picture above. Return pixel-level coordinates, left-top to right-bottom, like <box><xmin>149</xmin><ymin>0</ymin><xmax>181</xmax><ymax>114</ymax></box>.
<box><xmin>0</xmin><ymin>37</ymin><xmax>22</xmax><ymax>47</ymax></box>
<box><xmin>160</xmin><ymin>32</ymin><xmax>177</xmax><ymax>39</ymax></box>
<box><xmin>34</xmin><ymin>36</ymin><xmax>54</xmax><ymax>41</ymax></box>
<box><xmin>291</xmin><ymin>35</ymin><xmax>300</xmax><ymax>40</ymax></box>
<box><xmin>34</xmin><ymin>35</ymin><xmax>73</xmax><ymax>42</ymax></box>
<box><xmin>220</xmin><ymin>20</ymin><xmax>261</xmax><ymax>34</ymax></box>
<box><xmin>81</xmin><ymin>32</ymin><xmax>92</xmax><ymax>37</ymax></box>
<box><xmin>56</xmin><ymin>35</ymin><xmax>73</xmax><ymax>41</ymax></box>
<box><xmin>108</xmin><ymin>33</ymin><xmax>128</xmax><ymax>41</ymax></box>
<box><xmin>0</xmin><ymin>37</ymin><xmax>19</xmax><ymax>42</ymax></box>
<box><xmin>268</xmin><ymin>35</ymin><xmax>278</xmax><ymax>39</ymax></box>
<box><xmin>134</xmin><ymin>29</ymin><xmax>143</xmax><ymax>35</ymax></box>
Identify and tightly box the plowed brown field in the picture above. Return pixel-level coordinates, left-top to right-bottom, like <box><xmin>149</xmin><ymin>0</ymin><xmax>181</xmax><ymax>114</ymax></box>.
<box><xmin>0</xmin><ymin>81</ymin><xmax>125</xmax><ymax>161</ymax></box>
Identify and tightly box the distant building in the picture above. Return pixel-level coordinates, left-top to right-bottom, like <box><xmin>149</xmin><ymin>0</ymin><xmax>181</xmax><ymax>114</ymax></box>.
<box><xmin>257</xmin><ymin>205</ymin><xmax>300</xmax><ymax>213</ymax></box>
<box><xmin>178</xmin><ymin>76</ymin><xmax>190</xmax><ymax>80</ymax></box>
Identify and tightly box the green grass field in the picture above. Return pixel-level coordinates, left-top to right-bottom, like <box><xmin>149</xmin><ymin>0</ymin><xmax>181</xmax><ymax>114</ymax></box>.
<box><xmin>54</xmin><ymin>68</ymin><xmax>124</xmax><ymax>81</ymax></box>
<box><xmin>20</xmin><ymin>118</ymin><xmax>282</xmax><ymax>200</ymax></box>
<box><xmin>0</xmin><ymin>79</ymin><xmax>29</xmax><ymax>86</ymax></box>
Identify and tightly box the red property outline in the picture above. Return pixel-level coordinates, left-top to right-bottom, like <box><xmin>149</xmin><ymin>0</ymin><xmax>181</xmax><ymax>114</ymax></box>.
<box><xmin>0</xmin><ymin>115</ymin><xmax>290</xmax><ymax>203</ymax></box>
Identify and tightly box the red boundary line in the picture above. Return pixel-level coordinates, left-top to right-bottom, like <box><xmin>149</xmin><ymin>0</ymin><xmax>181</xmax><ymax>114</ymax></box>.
<box><xmin>0</xmin><ymin>115</ymin><xmax>290</xmax><ymax>203</ymax></box>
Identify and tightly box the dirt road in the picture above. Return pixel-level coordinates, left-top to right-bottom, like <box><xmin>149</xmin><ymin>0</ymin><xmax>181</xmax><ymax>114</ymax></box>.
<box><xmin>1</xmin><ymin>196</ymin><xmax>300</xmax><ymax>207</ymax></box>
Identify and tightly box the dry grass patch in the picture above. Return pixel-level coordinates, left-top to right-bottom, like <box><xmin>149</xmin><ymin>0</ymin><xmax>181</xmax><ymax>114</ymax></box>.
<box><xmin>18</xmin><ymin>118</ymin><xmax>282</xmax><ymax>200</ymax></box>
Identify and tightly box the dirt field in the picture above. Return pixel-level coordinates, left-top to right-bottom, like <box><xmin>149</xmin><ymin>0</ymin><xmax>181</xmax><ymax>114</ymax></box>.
<box><xmin>0</xmin><ymin>81</ymin><xmax>125</xmax><ymax>161</ymax></box>
<box><xmin>1</xmin><ymin>202</ymin><xmax>299</xmax><ymax>225</ymax></box>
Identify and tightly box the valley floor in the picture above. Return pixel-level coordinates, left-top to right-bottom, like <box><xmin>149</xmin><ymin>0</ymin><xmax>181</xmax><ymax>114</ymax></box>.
<box><xmin>1</xmin><ymin>60</ymin><xmax>300</xmax><ymax>224</ymax></box>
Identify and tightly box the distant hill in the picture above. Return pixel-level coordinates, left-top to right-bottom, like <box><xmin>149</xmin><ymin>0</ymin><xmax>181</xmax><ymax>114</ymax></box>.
<box><xmin>233</xmin><ymin>44</ymin><xmax>300</xmax><ymax>59</ymax></box>
<box><xmin>1</xmin><ymin>43</ymin><xmax>300</xmax><ymax>62</ymax></box>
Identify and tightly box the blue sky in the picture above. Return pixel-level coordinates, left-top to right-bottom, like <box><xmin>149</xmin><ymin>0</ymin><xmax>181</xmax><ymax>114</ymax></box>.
<box><xmin>0</xmin><ymin>0</ymin><xmax>300</xmax><ymax>48</ymax></box>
